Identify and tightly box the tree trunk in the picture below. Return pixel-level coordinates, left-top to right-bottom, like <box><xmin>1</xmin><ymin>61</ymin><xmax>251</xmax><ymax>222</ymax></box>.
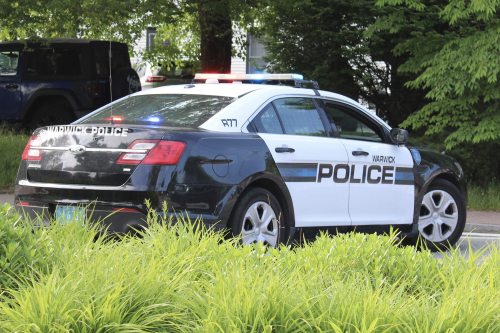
<box><xmin>198</xmin><ymin>1</ymin><xmax>232</xmax><ymax>74</ymax></box>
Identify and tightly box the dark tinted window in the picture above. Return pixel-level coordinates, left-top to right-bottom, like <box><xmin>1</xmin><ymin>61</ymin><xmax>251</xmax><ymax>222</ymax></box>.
<box><xmin>252</xmin><ymin>103</ymin><xmax>283</xmax><ymax>134</ymax></box>
<box><xmin>322</xmin><ymin>102</ymin><xmax>383</xmax><ymax>142</ymax></box>
<box><xmin>0</xmin><ymin>51</ymin><xmax>19</xmax><ymax>76</ymax></box>
<box><xmin>93</xmin><ymin>48</ymin><xmax>130</xmax><ymax>77</ymax></box>
<box><xmin>25</xmin><ymin>48</ymin><xmax>83</xmax><ymax>77</ymax></box>
<box><xmin>78</xmin><ymin>94</ymin><xmax>236</xmax><ymax>128</ymax></box>
<box><xmin>273</xmin><ymin>98</ymin><xmax>326</xmax><ymax>136</ymax></box>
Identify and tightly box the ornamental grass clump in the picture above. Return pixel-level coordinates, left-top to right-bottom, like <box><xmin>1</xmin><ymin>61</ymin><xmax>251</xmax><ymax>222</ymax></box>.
<box><xmin>1</xmin><ymin>202</ymin><xmax>500</xmax><ymax>332</ymax></box>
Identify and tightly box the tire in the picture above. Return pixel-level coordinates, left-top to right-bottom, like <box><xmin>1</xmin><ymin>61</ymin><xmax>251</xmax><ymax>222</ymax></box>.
<box><xmin>228</xmin><ymin>187</ymin><xmax>286</xmax><ymax>248</ymax></box>
<box><xmin>417</xmin><ymin>179</ymin><xmax>466</xmax><ymax>251</ymax></box>
<box><xmin>29</xmin><ymin>101</ymin><xmax>76</xmax><ymax>128</ymax></box>
<box><xmin>111</xmin><ymin>67</ymin><xmax>141</xmax><ymax>100</ymax></box>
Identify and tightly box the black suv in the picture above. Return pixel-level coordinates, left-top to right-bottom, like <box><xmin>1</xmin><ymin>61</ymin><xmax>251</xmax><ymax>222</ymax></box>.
<box><xmin>0</xmin><ymin>38</ymin><xmax>141</xmax><ymax>127</ymax></box>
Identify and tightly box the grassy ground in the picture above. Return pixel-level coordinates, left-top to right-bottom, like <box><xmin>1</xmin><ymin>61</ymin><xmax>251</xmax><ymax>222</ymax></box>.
<box><xmin>1</xmin><ymin>203</ymin><xmax>500</xmax><ymax>332</ymax></box>
<box><xmin>0</xmin><ymin>128</ymin><xmax>30</xmax><ymax>191</ymax></box>
<box><xmin>468</xmin><ymin>182</ymin><xmax>500</xmax><ymax>212</ymax></box>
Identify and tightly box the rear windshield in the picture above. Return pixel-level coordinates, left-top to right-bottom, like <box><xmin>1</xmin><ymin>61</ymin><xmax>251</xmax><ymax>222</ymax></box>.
<box><xmin>77</xmin><ymin>94</ymin><xmax>236</xmax><ymax>128</ymax></box>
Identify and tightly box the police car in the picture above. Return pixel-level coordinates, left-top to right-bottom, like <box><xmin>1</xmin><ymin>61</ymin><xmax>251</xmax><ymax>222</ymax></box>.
<box><xmin>14</xmin><ymin>73</ymin><xmax>467</xmax><ymax>250</ymax></box>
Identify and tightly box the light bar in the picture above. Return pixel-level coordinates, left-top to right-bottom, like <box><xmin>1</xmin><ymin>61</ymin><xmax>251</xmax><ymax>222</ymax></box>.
<box><xmin>194</xmin><ymin>73</ymin><xmax>304</xmax><ymax>81</ymax></box>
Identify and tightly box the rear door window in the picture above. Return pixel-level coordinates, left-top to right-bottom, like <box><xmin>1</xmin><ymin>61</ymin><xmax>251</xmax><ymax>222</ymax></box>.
<box><xmin>0</xmin><ymin>51</ymin><xmax>19</xmax><ymax>76</ymax></box>
<box><xmin>24</xmin><ymin>48</ymin><xmax>83</xmax><ymax>77</ymax></box>
<box><xmin>77</xmin><ymin>94</ymin><xmax>237</xmax><ymax>128</ymax></box>
<box><xmin>272</xmin><ymin>98</ymin><xmax>327</xmax><ymax>137</ymax></box>
<box><xmin>252</xmin><ymin>103</ymin><xmax>283</xmax><ymax>134</ymax></box>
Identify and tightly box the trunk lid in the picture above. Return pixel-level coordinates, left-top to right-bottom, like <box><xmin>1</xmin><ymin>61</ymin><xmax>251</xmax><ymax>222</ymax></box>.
<box><xmin>27</xmin><ymin>125</ymin><xmax>166</xmax><ymax>186</ymax></box>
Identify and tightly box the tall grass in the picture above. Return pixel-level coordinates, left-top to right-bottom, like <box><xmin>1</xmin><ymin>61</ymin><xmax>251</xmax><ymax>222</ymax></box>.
<box><xmin>1</xmin><ymin>203</ymin><xmax>500</xmax><ymax>332</ymax></box>
<box><xmin>0</xmin><ymin>126</ymin><xmax>30</xmax><ymax>190</ymax></box>
<box><xmin>468</xmin><ymin>182</ymin><xmax>500</xmax><ymax>212</ymax></box>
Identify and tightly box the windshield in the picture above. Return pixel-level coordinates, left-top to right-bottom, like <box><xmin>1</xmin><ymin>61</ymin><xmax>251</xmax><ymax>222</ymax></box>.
<box><xmin>77</xmin><ymin>94</ymin><xmax>236</xmax><ymax>128</ymax></box>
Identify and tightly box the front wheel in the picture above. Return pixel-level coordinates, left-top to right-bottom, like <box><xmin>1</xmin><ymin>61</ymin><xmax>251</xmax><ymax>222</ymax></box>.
<box><xmin>417</xmin><ymin>179</ymin><xmax>466</xmax><ymax>251</ymax></box>
<box><xmin>229</xmin><ymin>187</ymin><xmax>285</xmax><ymax>248</ymax></box>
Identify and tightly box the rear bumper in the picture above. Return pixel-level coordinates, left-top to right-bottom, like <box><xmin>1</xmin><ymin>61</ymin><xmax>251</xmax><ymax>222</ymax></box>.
<box><xmin>14</xmin><ymin>181</ymin><xmax>235</xmax><ymax>233</ymax></box>
<box><xmin>15</xmin><ymin>204</ymin><xmax>149</xmax><ymax>233</ymax></box>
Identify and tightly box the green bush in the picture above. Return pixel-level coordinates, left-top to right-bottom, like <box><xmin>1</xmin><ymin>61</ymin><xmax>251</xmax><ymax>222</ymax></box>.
<box><xmin>0</xmin><ymin>204</ymin><xmax>51</xmax><ymax>290</ymax></box>
<box><xmin>0</xmin><ymin>126</ymin><xmax>30</xmax><ymax>189</ymax></box>
<box><xmin>1</xmin><ymin>204</ymin><xmax>500</xmax><ymax>332</ymax></box>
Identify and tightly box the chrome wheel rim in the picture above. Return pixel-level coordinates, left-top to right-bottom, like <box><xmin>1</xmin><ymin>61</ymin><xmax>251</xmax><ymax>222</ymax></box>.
<box><xmin>418</xmin><ymin>189</ymin><xmax>459</xmax><ymax>243</ymax></box>
<box><xmin>241</xmin><ymin>201</ymin><xmax>279</xmax><ymax>247</ymax></box>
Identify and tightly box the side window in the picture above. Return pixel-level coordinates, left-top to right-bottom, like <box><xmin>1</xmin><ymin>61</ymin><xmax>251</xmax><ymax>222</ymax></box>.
<box><xmin>322</xmin><ymin>102</ymin><xmax>383</xmax><ymax>142</ymax></box>
<box><xmin>93</xmin><ymin>48</ymin><xmax>130</xmax><ymax>77</ymax></box>
<box><xmin>0</xmin><ymin>51</ymin><xmax>19</xmax><ymax>76</ymax></box>
<box><xmin>252</xmin><ymin>103</ymin><xmax>283</xmax><ymax>134</ymax></box>
<box><xmin>25</xmin><ymin>48</ymin><xmax>83</xmax><ymax>77</ymax></box>
<box><xmin>273</xmin><ymin>98</ymin><xmax>326</xmax><ymax>137</ymax></box>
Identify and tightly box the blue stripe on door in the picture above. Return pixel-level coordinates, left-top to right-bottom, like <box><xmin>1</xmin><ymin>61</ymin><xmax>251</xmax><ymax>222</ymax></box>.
<box><xmin>276</xmin><ymin>163</ymin><xmax>318</xmax><ymax>182</ymax></box>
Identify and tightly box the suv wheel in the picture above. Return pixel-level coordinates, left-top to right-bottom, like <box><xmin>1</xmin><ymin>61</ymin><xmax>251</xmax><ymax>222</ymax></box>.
<box><xmin>229</xmin><ymin>187</ymin><xmax>286</xmax><ymax>248</ymax></box>
<box><xmin>29</xmin><ymin>101</ymin><xmax>76</xmax><ymax>128</ymax></box>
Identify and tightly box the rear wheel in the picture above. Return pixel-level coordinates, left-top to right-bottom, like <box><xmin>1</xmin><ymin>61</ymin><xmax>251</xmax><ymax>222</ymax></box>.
<box><xmin>417</xmin><ymin>179</ymin><xmax>466</xmax><ymax>251</ymax></box>
<box><xmin>229</xmin><ymin>187</ymin><xmax>285</xmax><ymax>248</ymax></box>
<box><xmin>29</xmin><ymin>101</ymin><xmax>76</xmax><ymax>128</ymax></box>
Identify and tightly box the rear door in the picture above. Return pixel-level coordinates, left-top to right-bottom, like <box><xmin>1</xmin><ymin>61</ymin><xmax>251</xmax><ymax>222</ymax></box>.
<box><xmin>319</xmin><ymin>100</ymin><xmax>414</xmax><ymax>225</ymax></box>
<box><xmin>0</xmin><ymin>49</ymin><xmax>22</xmax><ymax>119</ymax></box>
<box><xmin>252</xmin><ymin>97</ymin><xmax>351</xmax><ymax>227</ymax></box>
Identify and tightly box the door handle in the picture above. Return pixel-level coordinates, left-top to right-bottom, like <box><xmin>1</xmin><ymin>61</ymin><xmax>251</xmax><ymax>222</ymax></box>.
<box><xmin>275</xmin><ymin>147</ymin><xmax>295</xmax><ymax>153</ymax></box>
<box><xmin>5</xmin><ymin>84</ymin><xmax>19</xmax><ymax>90</ymax></box>
<box><xmin>352</xmin><ymin>150</ymin><xmax>369</xmax><ymax>156</ymax></box>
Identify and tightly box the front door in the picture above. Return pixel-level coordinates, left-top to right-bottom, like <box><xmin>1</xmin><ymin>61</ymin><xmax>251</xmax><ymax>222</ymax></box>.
<box><xmin>0</xmin><ymin>50</ymin><xmax>22</xmax><ymax>119</ymax></box>
<box><xmin>252</xmin><ymin>97</ymin><xmax>351</xmax><ymax>227</ymax></box>
<box><xmin>320</xmin><ymin>101</ymin><xmax>414</xmax><ymax>225</ymax></box>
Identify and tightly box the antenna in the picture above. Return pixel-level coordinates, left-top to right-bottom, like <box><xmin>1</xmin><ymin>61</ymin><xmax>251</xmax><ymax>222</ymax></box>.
<box><xmin>109</xmin><ymin>28</ymin><xmax>113</xmax><ymax>124</ymax></box>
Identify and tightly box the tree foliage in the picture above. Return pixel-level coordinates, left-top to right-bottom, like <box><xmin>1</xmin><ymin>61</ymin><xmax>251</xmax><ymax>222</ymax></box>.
<box><xmin>370</xmin><ymin>0</ymin><xmax>500</xmax><ymax>148</ymax></box>
<box><xmin>259</xmin><ymin>0</ymin><xmax>430</xmax><ymax>127</ymax></box>
<box><xmin>0</xmin><ymin>0</ymin><xmax>265</xmax><ymax>73</ymax></box>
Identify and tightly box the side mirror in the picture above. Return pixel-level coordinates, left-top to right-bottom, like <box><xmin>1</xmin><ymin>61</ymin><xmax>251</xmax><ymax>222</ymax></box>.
<box><xmin>390</xmin><ymin>128</ymin><xmax>409</xmax><ymax>146</ymax></box>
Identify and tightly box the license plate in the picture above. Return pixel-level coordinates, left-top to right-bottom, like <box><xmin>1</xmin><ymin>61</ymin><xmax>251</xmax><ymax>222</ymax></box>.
<box><xmin>56</xmin><ymin>206</ymin><xmax>86</xmax><ymax>226</ymax></box>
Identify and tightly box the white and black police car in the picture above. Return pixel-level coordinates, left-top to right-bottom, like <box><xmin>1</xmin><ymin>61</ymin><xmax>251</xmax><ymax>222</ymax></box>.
<box><xmin>15</xmin><ymin>73</ymin><xmax>467</xmax><ymax>250</ymax></box>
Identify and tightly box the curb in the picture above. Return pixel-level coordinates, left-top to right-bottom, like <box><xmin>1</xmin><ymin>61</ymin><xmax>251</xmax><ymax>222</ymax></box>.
<box><xmin>464</xmin><ymin>223</ymin><xmax>500</xmax><ymax>233</ymax></box>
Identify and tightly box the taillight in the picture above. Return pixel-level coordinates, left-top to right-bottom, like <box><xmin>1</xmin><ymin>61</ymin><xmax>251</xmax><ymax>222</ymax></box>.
<box><xmin>146</xmin><ymin>76</ymin><xmax>167</xmax><ymax>82</ymax></box>
<box><xmin>143</xmin><ymin>141</ymin><xmax>186</xmax><ymax>165</ymax></box>
<box><xmin>116</xmin><ymin>140</ymin><xmax>159</xmax><ymax>164</ymax></box>
<box><xmin>116</xmin><ymin>140</ymin><xmax>186</xmax><ymax>165</ymax></box>
<box><xmin>87</xmin><ymin>84</ymin><xmax>102</xmax><ymax>98</ymax></box>
<box><xmin>21</xmin><ymin>136</ymin><xmax>42</xmax><ymax>161</ymax></box>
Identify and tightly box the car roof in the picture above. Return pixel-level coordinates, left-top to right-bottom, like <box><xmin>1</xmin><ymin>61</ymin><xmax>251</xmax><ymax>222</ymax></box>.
<box><xmin>0</xmin><ymin>38</ymin><xmax>127</xmax><ymax>48</ymax></box>
<box><xmin>133</xmin><ymin>83</ymin><xmax>390</xmax><ymax>132</ymax></box>
<box><xmin>134</xmin><ymin>83</ymin><xmax>365</xmax><ymax>109</ymax></box>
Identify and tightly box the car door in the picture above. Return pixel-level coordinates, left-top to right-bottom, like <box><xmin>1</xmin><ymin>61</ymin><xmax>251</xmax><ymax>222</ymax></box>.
<box><xmin>0</xmin><ymin>49</ymin><xmax>22</xmax><ymax>119</ymax></box>
<box><xmin>318</xmin><ymin>100</ymin><xmax>414</xmax><ymax>225</ymax></box>
<box><xmin>250</xmin><ymin>97</ymin><xmax>351</xmax><ymax>227</ymax></box>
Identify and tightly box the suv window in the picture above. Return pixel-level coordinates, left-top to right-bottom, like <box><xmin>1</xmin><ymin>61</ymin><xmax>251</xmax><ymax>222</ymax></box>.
<box><xmin>252</xmin><ymin>103</ymin><xmax>283</xmax><ymax>134</ymax></box>
<box><xmin>93</xmin><ymin>48</ymin><xmax>130</xmax><ymax>77</ymax></box>
<box><xmin>321</xmin><ymin>102</ymin><xmax>383</xmax><ymax>142</ymax></box>
<box><xmin>0</xmin><ymin>51</ymin><xmax>19</xmax><ymax>76</ymax></box>
<box><xmin>25</xmin><ymin>48</ymin><xmax>83</xmax><ymax>77</ymax></box>
<box><xmin>273</xmin><ymin>98</ymin><xmax>326</xmax><ymax>137</ymax></box>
